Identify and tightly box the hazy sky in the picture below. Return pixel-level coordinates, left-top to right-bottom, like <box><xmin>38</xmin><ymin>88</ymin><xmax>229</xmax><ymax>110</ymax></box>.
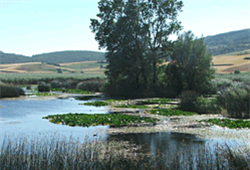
<box><xmin>0</xmin><ymin>0</ymin><xmax>249</xmax><ymax>56</ymax></box>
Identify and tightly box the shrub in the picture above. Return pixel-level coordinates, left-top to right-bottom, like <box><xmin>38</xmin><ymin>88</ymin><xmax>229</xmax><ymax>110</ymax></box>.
<box><xmin>234</xmin><ymin>69</ymin><xmax>240</xmax><ymax>74</ymax></box>
<box><xmin>0</xmin><ymin>82</ymin><xmax>24</xmax><ymax>98</ymax></box>
<box><xmin>179</xmin><ymin>91</ymin><xmax>200</xmax><ymax>112</ymax></box>
<box><xmin>38</xmin><ymin>82</ymin><xmax>50</xmax><ymax>92</ymax></box>
<box><xmin>62</xmin><ymin>80</ymin><xmax>78</xmax><ymax>89</ymax></box>
<box><xmin>57</xmin><ymin>68</ymin><xmax>63</xmax><ymax>73</ymax></box>
<box><xmin>77</xmin><ymin>79</ymin><xmax>105</xmax><ymax>92</ymax></box>
<box><xmin>194</xmin><ymin>96</ymin><xmax>221</xmax><ymax>114</ymax></box>
<box><xmin>217</xmin><ymin>84</ymin><xmax>250</xmax><ymax>118</ymax></box>
<box><xmin>50</xmin><ymin>80</ymin><xmax>62</xmax><ymax>88</ymax></box>
<box><xmin>26</xmin><ymin>85</ymin><xmax>31</xmax><ymax>90</ymax></box>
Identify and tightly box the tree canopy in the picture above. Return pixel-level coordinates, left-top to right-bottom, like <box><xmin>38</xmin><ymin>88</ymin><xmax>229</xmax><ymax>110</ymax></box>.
<box><xmin>90</xmin><ymin>0</ymin><xmax>183</xmax><ymax>97</ymax></box>
<box><xmin>166</xmin><ymin>31</ymin><xmax>215</xmax><ymax>95</ymax></box>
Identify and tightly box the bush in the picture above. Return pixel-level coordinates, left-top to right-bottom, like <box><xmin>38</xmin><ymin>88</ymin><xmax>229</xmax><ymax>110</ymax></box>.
<box><xmin>211</xmin><ymin>78</ymin><xmax>234</xmax><ymax>93</ymax></box>
<box><xmin>179</xmin><ymin>91</ymin><xmax>221</xmax><ymax>114</ymax></box>
<box><xmin>57</xmin><ymin>68</ymin><xmax>63</xmax><ymax>73</ymax></box>
<box><xmin>179</xmin><ymin>91</ymin><xmax>200</xmax><ymax>112</ymax></box>
<box><xmin>234</xmin><ymin>69</ymin><xmax>240</xmax><ymax>74</ymax></box>
<box><xmin>77</xmin><ymin>79</ymin><xmax>105</xmax><ymax>92</ymax></box>
<box><xmin>194</xmin><ymin>96</ymin><xmax>221</xmax><ymax>114</ymax></box>
<box><xmin>38</xmin><ymin>82</ymin><xmax>50</xmax><ymax>92</ymax></box>
<box><xmin>62</xmin><ymin>79</ymin><xmax>78</xmax><ymax>89</ymax></box>
<box><xmin>0</xmin><ymin>82</ymin><xmax>24</xmax><ymax>98</ymax></box>
<box><xmin>26</xmin><ymin>85</ymin><xmax>31</xmax><ymax>90</ymax></box>
<box><xmin>217</xmin><ymin>84</ymin><xmax>250</xmax><ymax>118</ymax></box>
<box><xmin>50</xmin><ymin>80</ymin><xmax>62</xmax><ymax>88</ymax></box>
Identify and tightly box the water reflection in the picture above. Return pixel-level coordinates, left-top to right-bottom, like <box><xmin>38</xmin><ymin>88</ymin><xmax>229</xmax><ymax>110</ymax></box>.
<box><xmin>0</xmin><ymin>98</ymin><xmax>109</xmax><ymax>147</ymax></box>
<box><xmin>108</xmin><ymin>132</ymin><xmax>207</xmax><ymax>155</ymax></box>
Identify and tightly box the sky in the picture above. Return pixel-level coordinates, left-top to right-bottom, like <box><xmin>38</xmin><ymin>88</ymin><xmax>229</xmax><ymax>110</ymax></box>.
<box><xmin>0</xmin><ymin>0</ymin><xmax>249</xmax><ymax>56</ymax></box>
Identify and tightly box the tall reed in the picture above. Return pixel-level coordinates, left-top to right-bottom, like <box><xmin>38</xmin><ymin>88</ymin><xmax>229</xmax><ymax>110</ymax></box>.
<box><xmin>0</xmin><ymin>135</ymin><xmax>249</xmax><ymax>170</ymax></box>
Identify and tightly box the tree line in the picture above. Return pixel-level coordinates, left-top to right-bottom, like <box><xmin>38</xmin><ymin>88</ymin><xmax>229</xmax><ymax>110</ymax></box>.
<box><xmin>90</xmin><ymin>0</ymin><xmax>214</xmax><ymax>98</ymax></box>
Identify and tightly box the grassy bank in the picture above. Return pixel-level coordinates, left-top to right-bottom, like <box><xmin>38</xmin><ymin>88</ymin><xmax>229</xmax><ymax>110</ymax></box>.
<box><xmin>51</xmin><ymin>88</ymin><xmax>93</xmax><ymax>94</ymax></box>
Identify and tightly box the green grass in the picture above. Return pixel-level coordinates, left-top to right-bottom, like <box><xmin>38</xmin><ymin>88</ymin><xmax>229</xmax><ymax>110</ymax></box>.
<box><xmin>43</xmin><ymin>113</ymin><xmax>158</xmax><ymax>127</ymax></box>
<box><xmin>0</xmin><ymin>73</ymin><xmax>106</xmax><ymax>84</ymax></box>
<box><xmin>114</xmin><ymin>105</ymin><xmax>150</xmax><ymax>109</ymax></box>
<box><xmin>28</xmin><ymin>92</ymin><xmax>58</xmax><ymax>96</ymax></box>
<box><xmin>106</xmin><ymin>99</ymin><xmax>127</xmax><ymax>102</ymax></box>
<box><xmin>83</xmin><ymin>101</ymin><xmax>109</xmax><ymax>107</ymax></box>
<box><xmin>216</xmin><ymin>49</ymin><xmax>250</xmax><ymax>56</ymax></box>
<box><xmin>200</xmin><ymin>118</ymin><xmax>250</xmax><ymax>129</ymax></box>
<box><xmin>150</xmin><ymin>109</ymin><xmax>197</xmax><ymax>116</ymax></box>
<box><xmin>51</xmin><ymin>88</ymin><xmax>93</xmax><ymax>94</ymax></box>
<box><xmin>142</xmin><ymin>98</ymin><xmax>175</xmax><ymax>104</ymax></box>
<box><xmin>61</xmin><ymin>62</ymin><xmax>107</xmax><ymax>70</ymax></box>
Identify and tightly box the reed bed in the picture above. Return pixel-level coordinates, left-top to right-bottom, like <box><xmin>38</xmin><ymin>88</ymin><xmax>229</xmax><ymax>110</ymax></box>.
<box><xmin>0</xmin><ymin>135</ymin><xmax>249</xmax><ymax>170</ymax></box>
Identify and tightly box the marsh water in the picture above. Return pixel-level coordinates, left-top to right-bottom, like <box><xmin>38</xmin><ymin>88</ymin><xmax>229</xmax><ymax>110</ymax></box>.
<box><xmin>0</xmin><ymin>97</ymin><xmax>110</xmax><ymax>145</ymax></box>
<box><xmin>0</xmin><ymin>96</ymin><xmax>236</xmax><ymax>154</ymax></box>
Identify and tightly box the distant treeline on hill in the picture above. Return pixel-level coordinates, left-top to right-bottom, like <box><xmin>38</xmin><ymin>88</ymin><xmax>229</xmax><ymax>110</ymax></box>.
<box><xmin>0</xmin><ymin>50</ymin><xmax>105</xmax><ymax>64</ymax></box>
<box><xmin>204</xmin><ymin>28</ymin><xmax>250</xmax><ymax>56</ymax></box>
<box><xmin>1</xmin><ymin>28</ymin><xmax>250</xmax><ymax>64</ymax></box>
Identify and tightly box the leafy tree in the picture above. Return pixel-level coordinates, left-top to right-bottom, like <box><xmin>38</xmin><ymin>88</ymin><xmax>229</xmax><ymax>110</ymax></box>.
<box><xmin>167</xmin><ymin>31</ymin><xmax>215</xmax><ymax>95</ymax></box>
<box><xmin>90</xmin><ymin>0</ymin><xmax>183</xmax><ymax>97</ymax></box>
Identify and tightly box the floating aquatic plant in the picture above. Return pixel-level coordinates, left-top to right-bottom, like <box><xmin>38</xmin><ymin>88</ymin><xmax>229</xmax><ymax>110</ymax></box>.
<box><xmin>43</xmin><ymin>113</ymin><xmax>157</xmax><ymax>127</ymax></box>
<box><xmin>83</xmin><ymin>101</ymin><xmax>109</xmax><ymax>107</ymax></box>
<box><xmin>200</xmin><ymin>118</ymin><xmax>250</xmax><ymax>129</ymax></box>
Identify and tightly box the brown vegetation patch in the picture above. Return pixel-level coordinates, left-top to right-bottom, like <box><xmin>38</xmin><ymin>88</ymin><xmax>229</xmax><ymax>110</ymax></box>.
<box><xmin>60</xmin><ymin>60</ymin><xmax>97</xmax><ymax>66</ymax></box>
<box><xmin>221</xmin><ymin>63</ymin><xmax>250</xmax><ymax>73</ymax></box>
<box><xmin>0</xmin><ymin>62</ymin><xmax>76</xmax><ymax>73</ymax></box>
<box><xmin>213</xmin><ymin>64</ymin><xmax>233</xmax><ymax>66</ymax></box>
<box><xmin>212</xmin><ymin>54</ymin><xmax>250</xmax><ymax>73</ymax></box>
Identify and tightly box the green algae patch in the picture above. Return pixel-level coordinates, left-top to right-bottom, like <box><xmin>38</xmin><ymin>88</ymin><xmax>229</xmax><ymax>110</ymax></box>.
<box><xmin>83</xmin><ymin>101</ymin><xmax>109</xmax><ymax>107</ymax></box>
<box><xmin>200</xmin><ymin>118</ymin><xmax>250</xmax><ymax>129</ymax></box>
<box><xmin>150</xmin><ymin>109</ymin><xmax>196</xmax><ymax>116</ymax></box>
<box><xmin>114</xmin><ymin>105</ymin><xmax>150</xmax><ymax>109</ymax></box>
<box><xmin>43</xmin><ymin>113</ymin><xmax>158</xmax><ymax>127</ymax></box>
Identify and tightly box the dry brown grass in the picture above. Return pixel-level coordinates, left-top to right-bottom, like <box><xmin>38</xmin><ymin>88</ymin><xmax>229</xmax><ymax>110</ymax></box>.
<box><xmin>0</xmin><ymin>62</ymin><xmax>76</xmax><ymax>73</ymax></box>
<box><xmin>60</xmin><ymin>60</ymin><xmax>97</xmax><ymax>66</ymax></box>
<box><xmin>213</xmin><ymin>54</ymin><xmax>250</xmax><ymax>73</ymax></box>
<box><xmin>1</xmin><ymin>54</ymin><xmax>249</xmax><ymax>74</ymax></box>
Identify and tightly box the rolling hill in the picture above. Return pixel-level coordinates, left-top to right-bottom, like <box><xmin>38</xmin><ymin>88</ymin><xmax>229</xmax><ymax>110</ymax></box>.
<box><xmin>0</xmin><ymin>50</ymin><xmax>105</xmax><ymax>64</ymax></box>
<box><xmin>204</xmin><ymin>28</ymin><xmax>250</xmax><ymax>56</ymax></box>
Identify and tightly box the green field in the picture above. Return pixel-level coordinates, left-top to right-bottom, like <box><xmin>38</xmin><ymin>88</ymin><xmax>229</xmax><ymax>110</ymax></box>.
<box><xmin>0</xmin><ymin>72</ymin><xmax>106</xmax><ymax>84</ymax></box>
<box><xmin>60</xmin><ymin>62</ymin><xmax>107</xmax><ymax>70</ymax></box>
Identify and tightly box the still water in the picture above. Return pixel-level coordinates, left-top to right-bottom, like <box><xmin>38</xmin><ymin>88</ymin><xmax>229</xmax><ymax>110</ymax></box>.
<box><xmin>0</xmin><ymin>97</ymin><xmax>236</xmax><ymax>153</ymax></box>
<box><xmin>0</xmin><ymin>97</ymin><xmax>110</xmax><ymax>146</ymax></box>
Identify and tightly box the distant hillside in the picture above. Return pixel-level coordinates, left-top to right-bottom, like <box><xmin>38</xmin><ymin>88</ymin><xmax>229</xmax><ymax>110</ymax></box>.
<box><xmin>31</xmin><ymin>50</ymin><xmax>105</xmax><ymax>63</ymax></box>
<box><xmin>0</xmin><ymin>50</ymin><xmax>105</xmax><ymax>64</ymax></box>
<box><xmin>204</xmin><ymin>28</ymin><xmax>250</xmax><ymax>56</ymax></box>
<box><xmin>0</xmin><ymin>51</ymin><xmax>30</xmax><ymax>64</ymax></box>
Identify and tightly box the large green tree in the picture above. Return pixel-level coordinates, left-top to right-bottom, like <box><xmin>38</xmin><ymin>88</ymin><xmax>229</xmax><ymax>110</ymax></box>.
<box><xmin>90</xmin><ymin>0</ymin><xmax>183</xmax><ymax>97</ymax></box>
<box><xmin>167</xmin><ymin>31</ymin><xmax>215</xmax><ymax>95</ymax></box>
